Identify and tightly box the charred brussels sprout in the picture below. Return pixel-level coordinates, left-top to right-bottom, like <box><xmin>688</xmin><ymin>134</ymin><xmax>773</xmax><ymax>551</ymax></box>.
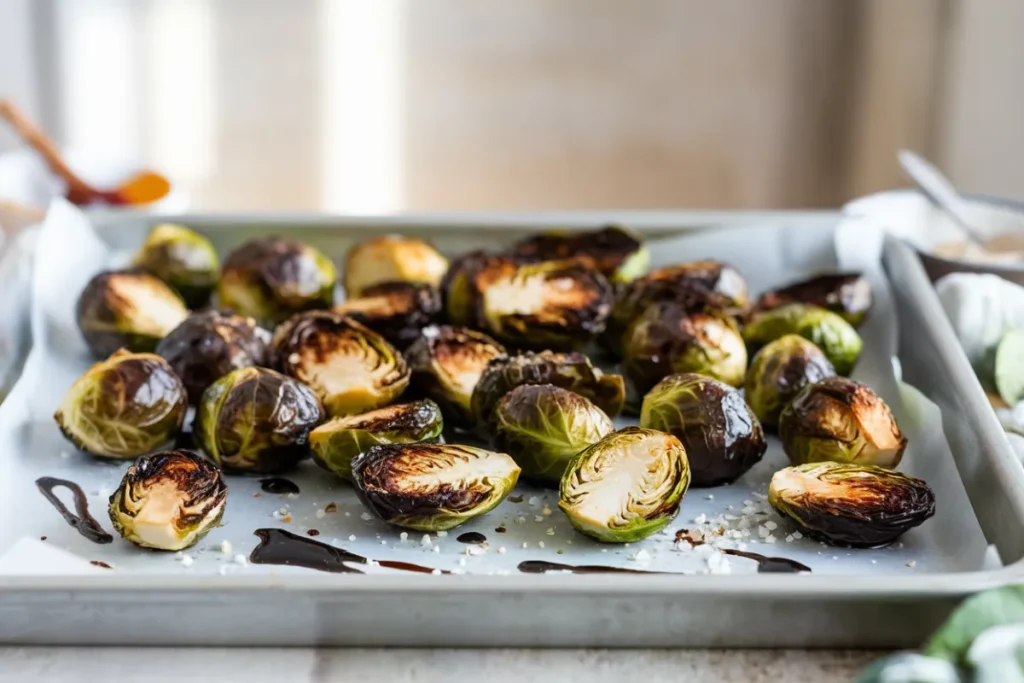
<box><xmin>76</xmin><ymin>271</ymin><xmax>189</xmax><ymax>358</ymax></box>
<box><xmin>754</xmin><ymin>273</ymin><xmax>872</xmax><ymax>327</ymax></box>
<box><xmin>622</xmin><ymin>301</ymin><xmax>747</xmax><ymax>393</ymax></box>
<box><xmin>272</xmin><ymin>311</ymin><xmax>409</xmax><ymax>416</ymax></box>
<box><xmin>494</xmin><ymin>384</ymin><xmax>614</xmax><ymax>485</ymax></box>
<box><xmin>131</xmin><ymin>223</ymin><xmax>219</xmax><ymax>307</ymax></box>
<box><xmin>744</xmin><ymin>334</ymin><xmax>837</xmax><ymax>430</ymax></box>
<box><xmin>559</xmin><ymin>427</ymin><xmax>690</xmax><ymax>542</ymax></box>
<box><xmin>471</xmin><ymin>351</ymin><xmax>625</xmax><ymax>427</ymax></box>
<box><xmin>218</xmin><ymin>237</ymin><xmax>336</xmax><ymax>326</ymax></box>
<box><xmin>475</xmin><ymin>258</ymin><xmax>614</xmax><ymax>351</ymax></box>
<box><xmin>334</xmin><ymin>281</ymin><xmax>442</xmax><ymax>349</ymax></box>
<box><xmin>310</xmin><ymin>399</ymin><xmax>444</xmax><ymax>481</ymax></box>
<box><xmin>604</xmin><ymin>260</ymin><xmax>750</xmax><ymax>352</ymax></box>
<box><xmin>509</xmin><ymin>225</ymin><xmax>650</xmax><ymax>283</ymax></box>
<box><xmin>351</xmin><ymin>443</ymin><xmax>520</xmax><ymax>531</ymax></box>
<box><xmin>742</xmin><ymin>303</ymin><xmax>863</xmax><ymax>375</ymax></box>
<box><xmin>155</xmin><ymin>309</ymin><xmax>271</xmax><ymax>404</ymax></box>
<box><xmin>640</xmin><ymin>373</ymin><xmax>766</xmax><ymax>486</ymax></box>
<box><xmin>778</xmin><ymin>377</ymin><xmax>907</xmax><ymax>468</ymax></box>
<box><xmin>196</xmin><ymin>366</ymin><xmax>325</xmax><ymax>472</ymax></box>
<box><xmin>405</xmin><ymin>325</ymin><xmax>506</xmax><ymax>427</ymax></box>
<box><xmin>768</xmin><ymin>462</ymin><xmax>935</xmax><ymax>547</ymax></box>
<box><xmin>108</xmin><ymin>450</ymin><xmax>227</xmax><ymax>551</ymax></box>
<box><xmin>440</xmin><ymin>250</ymin><xmax>492</xmax><ymax>327</ymax></box>
<box><xmin>55</xmin><ymin>350</ymin><xmax>187</xmax><ymax>459</ymax></box>
<box><xmin>343</xmin><ymin>235</ymin><xmax>448</xmax><ymax>297</ymax></box>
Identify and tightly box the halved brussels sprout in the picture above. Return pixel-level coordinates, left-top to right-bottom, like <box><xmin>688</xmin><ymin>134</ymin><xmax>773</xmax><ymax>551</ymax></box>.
<box><xmin>769</xmin><ymin>462</ymin><xmax>935</xmax><ymax>547</ymax></box>
<box><xmin>351</xmin><ymin>443</ymin><xmax>520</xmax><ymax>531</ymax></box>
<box><xmin>155</xmin><ymin>309</ymin><xmax>271</xmax><ymax>404</ymax></box>
<box><xmin>640</xmin><ymin>373</ymin><xmax>766</xmax><ymax>486</ymax></box>
<box><xmin>475</xmin><ymin>258</ymin><xmax>614</xmax><ymax>351</ymax></box>
<box><xmin>76</xmin><ymin>270</ymin><xmax>189</xmax><ymax>358</ymax></box>
<box><xmin>131</xmin><ymin>223</ymin><xmax>220</xmax><ymax>308</ymax></box>
<box><xmin>272</xmin><ymin>310</ymin><xmax>410</xmax><ymax>416</ymax></box>
<box><xmin>744</xmin><ymin>334</ymin><xmax>837</xmax><ymax>430</ymax></box>
<box><xmin>494</xmin><ymin>384</ymin><xmax>614</xmax><ymax>485</ymax></box>
<box><xmin>508</xmin><ymin>225</ymin><xmax>650</xmax><ymax>283</ymax></box>
<box><xmin>778</xmin><ymin>377</ymin><xmax>907</xmax><ymax>468</ymax></box>
<box><xmin>108</xmin><ymin>450</ymin><xmax>227</xmax><ymax>551</ymax></box>
<box><xmin>559</xmin><ymin>426</ymin><xmax>690</xmax><ymax>542</ymax></box>
<box><xmin>742</xmin><ymin>303</ymin><xmax>863</xmax><ymax>375</ymax></box>
<box><xmin>310</xmin><ymin>399</ymin><xmax>444</xmax><ymax>481</ymax></box>
<box><xmin>754</xmin><ymin>273</ymin><xmax>872</xmax><ymax>327</ymax></box>
<box><xmin>439</xmin><ymin>250</ymin><xmax>493</xmax><ymax>327</ymax></box>
<box><xmin>343</xmin><ymin>235</ymin><xmax>448</xmax><ymax>297</ymax></box>
<box><xmin>334</xmin><ymin>281</ymin><xmax>442</xmax><ymax>349</ymax></box>
<box><xmin>196</xmin><ymin>366</ymin><xmax>325</xmax><ymax>472</ymax></box>
<box><xmin>622</xmin><ymin>301</ymin><xmax>747</xmax><ymax>393</ymax></box>
<box><xmin>604</xmin><ymin>260</ymin><xmax>750</xmax><ymax>353</ymax></box>
<box><xmin>218</xmin><ymin>237</ymin><xmax>336</xmax><ymax>326</ymax></box>
<box><xmin>55</xmin><ymin>350</ymin><xmax>187</xmax><ymax>459</ymax></box>
<box><xmin>471</xmin><ymin>351</ymin><xmax>625</xmax><ymax>427</ymax></box>
<box><xmin>405</xmin><ymin>325</ymin><xmax>507</xmax><ymax>427</ymax></box>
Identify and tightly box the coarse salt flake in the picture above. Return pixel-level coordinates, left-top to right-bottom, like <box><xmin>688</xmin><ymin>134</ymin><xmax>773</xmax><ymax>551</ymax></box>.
<box><xmin>360</xmin><ymin>512</ymin><xmax>373</xmax><ymax>521</ymax></box>
<box><xmin>316</xmin><ymin>509</ymin><xmax>326</xmax><ymax>519</ymax></box>
<box><xmin>545</xmin><ymin>528</ymin><xmax>555</xmax><ymax>536</ymax></box>
<box><xmin>400</xmin><ymin>532</ymin><xmax>409</xmax><ymax>541</ymax></box>
<box><xmin>180</xmin><ymin>555</ymin><xmax>194</xmax><ymax>568</ymax></box>
<box><xmin>538</xmin><ymin>541</ymin><xmax>546</xmax><ymax>548</ymax></box>
<box><xmin>436</xmin><ymin>530</ymin><xmax>448</xmax><ymax>537</ymax></box>
<box><xmin>348</xmin><ymin>535</ymin><xmax>357</xmax><ymax>542</ymax></box>
<box><xmin>234</xmin><ymin>554</ymin><xmax>247</xmax><ymax>565</ymax></box>
<box><xmin>220</xmin><ymin>540</ymin><xmax>233</xmax><ymax>555</ymax></box>
<box><xmin>421</xmin><ymin>534</ymin><xmax>432</xmax><ymax>547</ymax></box>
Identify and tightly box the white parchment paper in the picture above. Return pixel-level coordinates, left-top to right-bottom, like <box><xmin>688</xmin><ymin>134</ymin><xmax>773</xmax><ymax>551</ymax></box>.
<box><xmin>0</xmin><ymin>202</ymin><xmax>986</xmax><ymax>577</ymax></box>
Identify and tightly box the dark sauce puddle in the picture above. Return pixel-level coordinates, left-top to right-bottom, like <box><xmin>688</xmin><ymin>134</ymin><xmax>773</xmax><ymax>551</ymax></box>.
<box><xmin>250</xmin><ymin>528</ymin><xmax>449</xmax><ymax>575</ymax></box>
<box><xmin>721</xmin><ymin>549</ymin><xmax>811</xmax><ymax>573</ymax></box>
<box><xmin>259</xmin><ymin>477</ymin><xmax>300</xmax><ymax>495</ymax></box>
<box><xmin>519</xmin><ymin>551</ymin><xmax>811</xmax><ymax>575</ymax></box>
<box><xmin>36</xmin><ymin>477</ymin><xmax>113</xmax><ymax>544</ymax></box>
<box><xmin>456</xmin><ymin>532</ymin><xmax>487</xmax><ymax>544</ymax></box>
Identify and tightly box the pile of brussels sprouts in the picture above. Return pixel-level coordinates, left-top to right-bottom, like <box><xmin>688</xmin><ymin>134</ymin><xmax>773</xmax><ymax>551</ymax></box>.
<box><xmin>54</xmin><ymin>222</ymin><xmax>935</xmax><ymax>556</ymax></box>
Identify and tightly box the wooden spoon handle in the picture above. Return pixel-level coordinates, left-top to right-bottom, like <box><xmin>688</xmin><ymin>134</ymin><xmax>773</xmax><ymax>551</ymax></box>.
<box><xmin>0</xmin><ymin>99</ymin><xmax>96</xmax><ymax>195</ymax></box>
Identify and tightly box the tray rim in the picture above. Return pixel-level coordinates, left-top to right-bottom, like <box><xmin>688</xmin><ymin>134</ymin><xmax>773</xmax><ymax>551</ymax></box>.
<box><xmin>1</xmin><ymin>208</ymin><xmax>1020</xmax><ymax>604</ymax></box>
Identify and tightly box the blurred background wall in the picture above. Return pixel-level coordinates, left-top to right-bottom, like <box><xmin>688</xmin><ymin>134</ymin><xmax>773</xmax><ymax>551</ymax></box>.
<box><xmin>0</xmin><ymin>0</ymin><xmax>1021</xmax><ymax>212</ymax></box>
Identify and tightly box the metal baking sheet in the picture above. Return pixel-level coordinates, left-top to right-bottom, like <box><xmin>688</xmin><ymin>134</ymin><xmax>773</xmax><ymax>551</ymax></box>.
<box><xmin>0</xmin><ymin>204</ymin><xmax>1022</xmax><ymax>648</ymax></box>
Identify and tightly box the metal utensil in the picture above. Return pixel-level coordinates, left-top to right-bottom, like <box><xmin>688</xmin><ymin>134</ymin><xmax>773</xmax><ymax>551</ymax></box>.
<box><xmin>898</xmin><ymin>149</ymin><xmax>986</xmax><ymax>247</ymax></box>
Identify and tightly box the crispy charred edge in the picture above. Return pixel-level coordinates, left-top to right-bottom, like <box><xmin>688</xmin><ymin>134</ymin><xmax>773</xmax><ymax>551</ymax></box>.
<box><xmin>156</xmin><ymin>309</ymin><xmax>271</xmax><ymax>403</ymax></box>
<box><xmin>772</xmin><ymin>465</ymin><xmax>935</xmax><ymax>547</ymax></box>
<box><xmin>336</xmin><ymin>281</ymin><xmax>443</xmax><ymax>349</ymax></box>
<box><xmin>507</xmin><ymin>226</ymin><xmax>644</xmax><ymax>276</ymax></box>
<box><xmin>784</xmin><ymin>377</ymin><xmax>905</xmax><ymax>446</ymax></box>
<box><xmin>113</xmin><ymin>450</ymin><xmax>227</xmax><ymax>531</ymax></box>
<box><xmin>272</xmin><ymin>309</ymin><xmax>408</xmax><ymax>377</ymax></box>
<box><xmin>754</xmin><ymin>273</ymin><xmax>871</xmax><ymax>323</ymax></box>
<box><xmin>322</xmin><ymin>399</ymin><xmax>443</xmax><ymax>436</ymax></box>
<box><xmin>76</xmin><ymin>271</ymin><xmax>184</xmax><ymax>357</ymax></box>
<box><xmin>352</xmin><ymin>444</ymin><xmax>495</xmax><ymax>518</ymax></box>
<box><xmin>620</xmin><ymin>261</ymin><xmax>749</xmax><ymax>315</ymax></box>
<box><xmin>644</xmin><ymin>375</ymin><xmax>765</xmax><ymax>486</ymax></box>
<box><xmin>440</xmin><ymin>250</ymin><xmax>497</xmax><ymax>327</ymax></box>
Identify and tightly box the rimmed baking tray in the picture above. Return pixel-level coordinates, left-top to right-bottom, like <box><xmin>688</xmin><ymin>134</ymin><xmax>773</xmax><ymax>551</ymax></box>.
<box><xmin>0</xmin><ymin>206</ymin><xmax>1021</xmax><ymax>647</ymax></box>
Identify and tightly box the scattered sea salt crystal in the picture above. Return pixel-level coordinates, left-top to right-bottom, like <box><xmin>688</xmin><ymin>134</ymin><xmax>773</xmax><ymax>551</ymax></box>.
<box><xmin>765</xmin><ymin>535</ymin><xmax>776</xmax><ymax>544</ymax></box>
<box><xmin>345</xmin><ymin>512</ymin><xmax>351</xmax><ymax>517</ymax></box>
<box><xmin>432</xmin><ymin>546</ymin><xmax>440</xmax><ymax>553</ymax></box>
<box><xmin>758</xmin><ymin>526</ymin><xmax>769</xmax><ymax>538</ymax></box>
<box><xmin>545</xmin><ymin>528</ymin><xmax>555</xmax><ymax>536</ymax></box>
<box><xmin>906</xmin><ymin>560</ymin><xmax>916</xmax><ymax>568</ymax></box>
<box><xmin>436</xmin><ymin>530</ymin><xmax>448</xmax><ymax>537</ymax></box>
<box><xmin>458</xmin><ymin>557</ymin><xmax>467</xmax><ymax>567</ymax></box>
<box><xmin>348</xmin><ymin>535</ymin><xmax>357</xmax><ymax>541</ymax></box>
<box><xmin>630</xmin><ymin>549</ymin><xmax>652</xmax><ymax>563</ymax></box>
<box><xmin>400</xmin><ymin>532</ymin><xmax>408</xmax><ymax>541</ymax></box>
<box><xmin>542</xmin><ymin>506</ymin><xmax>552</xmax><ymax>516</ymax></box>
<box><xmin>234</xmin><ymin>554</ymin><xmax>247</xmax><ymax>565</ymax></box>
<box><xmin>534</xmin><ymin>515</ymin><xmax>545</xmax><ymax>523</ymax></box>
<box><xmin>515</xmin><ymin>517</ymin><xmax>526</xmax><ymax>525</ymax></box>
<box><xmin>743</xmin><ymin>499</ymin><xmax>753</xmax><ymax>506</ymax></box>
<box><xmin>60</xmin><ymin>451</ymin><xmax>71</xmax><ymax>459</ymax></box>
<box><xmin>871</xmin><ymin>559</ymin><xmax>878</xmax><ymax>565</ymax></box>
<box><xmin>431</xmin><ymin>569</ymin><xmax>442</xmax><ymax>575</ymax></box>
<box><xmin>601</xmin><ymin>549</ymin><xmax>608</xmax><ymax>553</ymax></box>
<box><xmin>705</xmin><ymin>494</ymin><xmax>714</xmax><ymax>501</ymax></box>
<box><xmin>538</xmin><ymin>541</ymin><xmax>546</xmax><ymax>548</ymax></box>
<box><xmin>694</xmin><ymin>514</ymin><xmax>707</xmax><ymax>524</ymax></box>
<box><xmin>522</xmin><ymin>542</ymin><xmax>529</xmax><ymax>549</ymax></box>
<box><xmin>316</xmin><ymin>509</ymin><xmax>326</xmax><ymax>519</ymax></box>
<box><xmin>785</xmin><ymin>535</ymin><xmax>794</xmax><ymax>543</ymax></box>
<box><xmin>421</xmin><ymin>534</ymin><xmax>432</xmax><ymax>547</ymax></box>
<box><xmin>765</xmin><ymin>521</ymin><xmax>778</xmax><ymax>531</ymax></box>
<box><xmin>381</xmin><ymin>540</ymin><xmax>387</xmax><ymax>545</ymax></box>
<box><xmin>180</xmin><ymin>555</ymin><xmax>194</xmax><ymax>568</ymax></box>
<box><xmin>497</xmin><ymin>547</ymin><xmax>507</xmax><ymax>554</ymax></box>
<box><xmin>360</xmin><ymin>512</ymin><xmax>373</xmax><ymax>521</ymax></box>
<box><xmin>528</xmin><ymin>496</ymin><xmax>541</xmax><ymax>506</ymax></box>
<box><xmin>792</xmin><ymin>531</ymin><xmax>803</xmax><ymax>540</ymax></box>
<box><xmin>220</xmin><ymin>540</ymin><xmax>233</xmax><ymax>555</ymax></box>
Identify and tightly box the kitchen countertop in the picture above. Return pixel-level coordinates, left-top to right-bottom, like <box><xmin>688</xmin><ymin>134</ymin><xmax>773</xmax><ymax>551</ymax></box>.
<box><xmin>0</xmin><ymin>647</ymin><xmax>880</xmax><ymax>682</ymax></box>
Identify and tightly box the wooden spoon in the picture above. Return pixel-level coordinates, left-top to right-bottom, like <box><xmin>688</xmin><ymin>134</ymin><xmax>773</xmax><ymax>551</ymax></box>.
<box><xmin>0</xmin><ymin>99</ymin><xmax>170</xmax><ymax>206</ymax></box>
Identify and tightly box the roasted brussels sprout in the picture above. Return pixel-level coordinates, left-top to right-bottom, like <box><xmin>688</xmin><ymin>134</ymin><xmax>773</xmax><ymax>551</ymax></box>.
<box><xmin>405</xmin><ymin>325</ymin><xmax>507</xmax><ymax>427</ymax></box>
<box><xmin>310</xmin><ymin>399</ymin><xmax>444</xmax><ymax>481</ymax></box>
<box><xmin>471</xmin><ymin>351</ymin><xmax>625</xmax><ymax>427</ymax></box>
<box><xmin>439</xmin><ymin>250</ymin><xmax>493</xmax><ymax>327</ymax></box>
<box><xmin>778</xmin><ymin>377</ymin><xmax>907</xmax><ymax>468</ymax></box>
<box><xmin>131</xmin><ymin>223</ymin><xmax>219</xmax><ymax>307</ymax></box>
<box><xmin>742</xmin><ymin>303</ymin><xmax>863</xmax><ymax>375</ymax></box>
<box><xmin>604</xmin><ymin>260</ymin><xmax>750</xmax><ymax>353</ymax></box>
<box><xmin>640</xmin><ymin>373</ymin><xmax>765</xmax><ymax>486</ymax></box>
<box><xmin>343</xmin><ymin>235</ymin><xmax>448</xmax><ymax>297</ymax></box>
<box><xmin>559</xmin><ymin>427</ymin><xmax>690</xmax><ymax>542</ymax></box>
<box><xmin>474</xmin><ymin>258</ymin><xmax>614</xmax><ymax>350</ymax></box>
<box><xmin>108</xmin><ymin>450</ymin><xmax>227</xmax><ymax>551</ymax></box>
<box><xmin>754</xmin><ymin>273</ymin><xmax>872</xmax><ymax>327</ymax></box>
<box><xmin>76</xmin><ymin>271</ymin><xmax>189</xmax><ymax>358</ymax></box>
<box><xmin>768</xmin><ymin>462</ymin><xmax>935</xmax><ymax>547</ymax></box>
<box><xmin>508</xmin><ymin>225</ymin><xmax>650</xmax><ymax>283</ymax></box>
<box><xmin>351</xmin><ymin>443</ymin><xmax>520</xmax><ymax>531</ymax></box>
<box><xmin>155</xmin><ymin>309</ymin><xmax>271</xmax><ymax>404</ymax></box>
<box><xmin>334</xmin><ymin>281</ymin><xmax>442</xmax><ymax>349</ymax></box>
<box><xmin>272</xmin><ymin>311</ymin><xmax>409</xmax><ymax>416</ymax></box>
<box><xmin>55</xmin><ymin>350</ymin><xmax>187</xmax><ymax>459</ymax></box>
<box><xmin>622</xmin><ymin>301</ymin><xmax>747</xmax><ymax>393</ymax></box>
<box><xmin>218</xmin><ymin>237</ymin><xmax>336</xmax><ymax>326</ymax></box>
<box><xmin>744</xmin><ymin>334</ymin><xmax>837</xmax><ymax>430</ymax></box>
<box><xmin>494</xmin><ymin>384</ymin><xmax>614</xmax><ymax>485</ymax></box>
<box><xmin>196</xmin><ymin>366</ymin><xmax>325</xmax><ymax>472</ymax></box>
